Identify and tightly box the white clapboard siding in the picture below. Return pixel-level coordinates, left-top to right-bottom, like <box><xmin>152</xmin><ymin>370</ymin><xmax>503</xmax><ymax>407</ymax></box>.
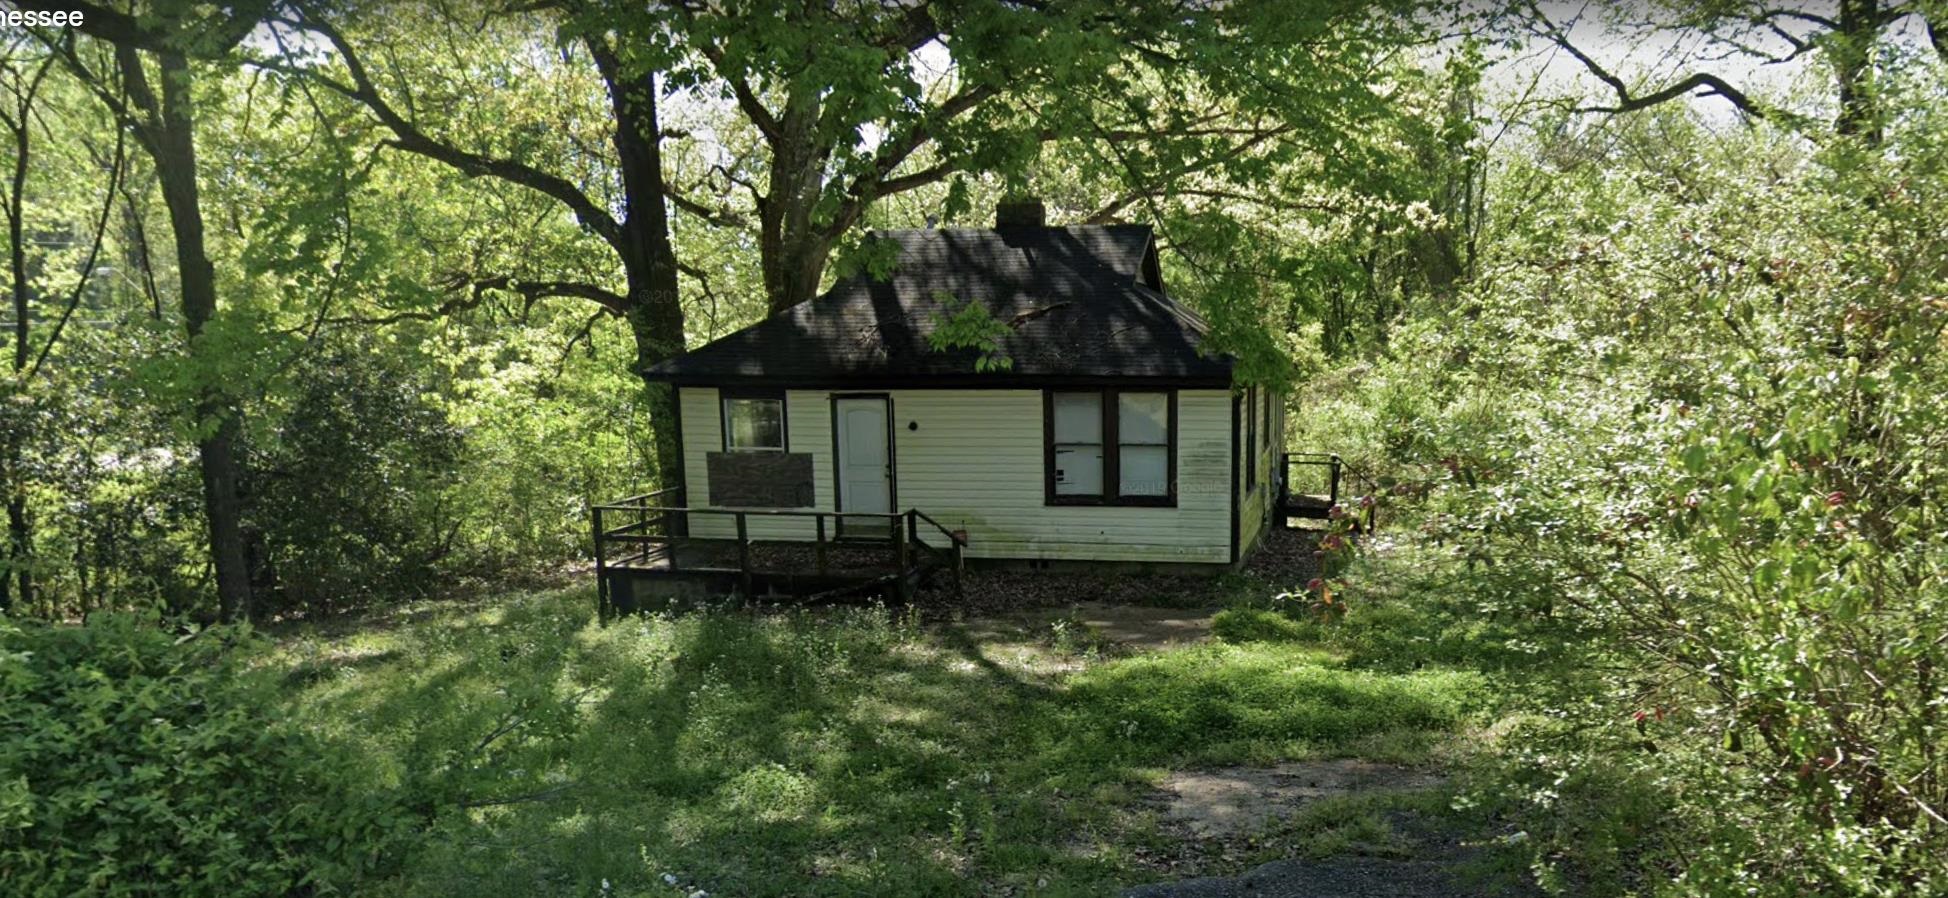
<box><xmin>889</xmin><ymin>389</ymin><xmax>1232</xmax><ymax>562</ymax></box>
<box><xmin>680</xmin><ymin>388</ymin><xmax>830</xmax><ymax>542</ymax></box>
<box><xmin>680</xmin><ymin>386</ymin><xmax>1236</xmax><ymax>563</ymax></box>
<box><xmin>1237</xmin><ymin>435</ymin><xmax>1270</xmax><ymax>558</ymax></box>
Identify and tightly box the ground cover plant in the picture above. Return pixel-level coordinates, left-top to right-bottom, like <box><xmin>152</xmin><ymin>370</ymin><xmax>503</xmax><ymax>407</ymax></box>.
<box><xmin>269</xmin><ymin>585</ymin><xmax>1494</xmax><ymax>897</ymax></box>
<box><xmin>0</xmin><ymin>615</ymin><xmax>405</xmax><ymax>896</ymax></box>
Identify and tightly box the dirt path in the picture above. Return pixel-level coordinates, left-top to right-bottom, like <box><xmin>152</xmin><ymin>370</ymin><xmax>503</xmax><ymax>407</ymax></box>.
<box><xmin>1156</xmin><ymin>760</ymin><xmax>1446</xmax><ymax>839</ymax></box>
<box><xmin>950</xmin><ymin>590</ymin><xmax>1533</xmax><ymax>898</ymax></box>
<box><xmin>1125</xmin><ymin>854</ymin><xmax>1518</xmax><ymax>898</ymax></box>
<box><xmin>1119</xmin><ymin>757</ymin><xmax>1539</xmax><ymax>897</ymax></box>
<box><xmin>961</xmin><ymin>601</ymin><xmax>1219</xmax><ymax>648</ymax></box>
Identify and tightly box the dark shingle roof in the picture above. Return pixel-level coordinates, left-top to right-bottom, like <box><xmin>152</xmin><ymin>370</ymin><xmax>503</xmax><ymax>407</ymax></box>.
<box><xmin>643</xmin><ymin>225</ymin><xmax>1233</xmax><ymax>387</ymax></box>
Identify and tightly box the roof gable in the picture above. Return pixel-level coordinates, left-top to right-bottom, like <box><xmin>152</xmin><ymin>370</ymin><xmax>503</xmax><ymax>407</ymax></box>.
<box><xmin>644</xmin><ymin>224</ymin><xmax>1231</xmax><ymax>387</ymax></box>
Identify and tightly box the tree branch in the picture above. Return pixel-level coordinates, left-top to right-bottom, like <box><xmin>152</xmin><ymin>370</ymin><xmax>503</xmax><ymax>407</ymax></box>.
<box><xmin>465</xmin><ymin>275</ymin><xmax>628</xmax><ymax>314</ymax></box>
<box><xmin>29</xmin><ymin>124</ymin><xmax>125</xmax><ymax>379</ymax></box>
<box><xmin>879</xmin><ymin>1</ymin><xmax>943</xmax><ymax>53</ymax></box>
<box><xmin>690</xmin><ymin>41</ymin><xmax>782</xmax><ymax>145</ymax></box>
<box><xmin>1086</xmin><ymin>186</ymin><xmax>1340</xmax><ymax>224</ymax></box>
<box><xmin>664</xmin><ymin>184</ymin><xmax>745</xmax><ymax>227</ymax></box>
<box><xmin>822</xmin><ymin>83</ymin><xmax>998</xmax><ymax>240</ymax></box>
<box><xmin>327</xmin><ymin>275</ymin><xmax>625</xmax><ymax>327</ymax></box>
<box><xmin>1752</xmin><ymin>7</ymin><xmax>1839</xmax><ymax>30</ymax></box>
<box><xmin>1531</xmin><ymin>6</ymin><xmax>1765</xmax><ymax>119</ymax></box>
<box><xmin>457</xmin><ymin>783</ymin><xmax>578</xmax><ymax>809</ymax></box>
<box><xmin>267</xmin><ymin>8</ymin><xmax>624</xmax><ymax>249</ymax></box>
<box><xmin>675</xmin><ymin>259</ymin><xmax>727</xmax><ymax>337</ymax></box>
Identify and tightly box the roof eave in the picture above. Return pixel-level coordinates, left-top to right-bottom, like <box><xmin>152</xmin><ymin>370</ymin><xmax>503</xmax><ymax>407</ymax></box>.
<box><xmin>643</xmin><ymin>371</ymin><xmax>1234</xmax><ymax>390</ymax></box>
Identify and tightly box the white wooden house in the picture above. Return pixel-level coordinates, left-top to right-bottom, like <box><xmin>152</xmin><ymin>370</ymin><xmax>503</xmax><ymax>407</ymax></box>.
<box><xmin>594</xmin><ymin>203</ymin><xmax>1294</xmax><ymax>610</ymax></box>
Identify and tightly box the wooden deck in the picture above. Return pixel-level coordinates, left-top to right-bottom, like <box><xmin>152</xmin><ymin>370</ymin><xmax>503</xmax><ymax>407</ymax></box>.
<box><xmin>1277</xmin><ymin>453</ymin><xmax>1378</xmax><ymax>532</ymax></box>
<box><xmin>592</xmin><ymin>489</ymin><xmax>965</xmax><ymax>620</ymax></box>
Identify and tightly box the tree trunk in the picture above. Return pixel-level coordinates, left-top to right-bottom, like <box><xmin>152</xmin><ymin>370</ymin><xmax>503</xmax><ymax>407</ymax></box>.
<box><xmin>596</xmin><ymin>55</ymin><xmax>687</xmax><ymax>487</ymax></box>
<box><xmin>1834</xmin><ymin>0</ymin><xmax>1882</xmax><ymax>144</ymax></box>
<box><xmin>760</xmin><ymin>92</ymin><xmax>839</xmax><ymax>316</ymax></box>
<box><xmin>3</xmin><ymin>498</ymin><xmax>26</xmax><ymax>613</ymax></box>
<box><xmin>139</xmin><ymin>50</ymin><xmax>254</xmax><ymax>622</ymax></box>
<box><xmin>2</xmin><ymin>58</ymin><xmax>33</xmax><ymax>614</ymax></box>
<box><xmin>628</xmin><ymin>305</ymin><xmax>684</xmax><ymax>491</ymax></box>
<box><xmin>762</xmin><ymin>227</ymin><xmax>837</xmax><ymax>317</ymax></box>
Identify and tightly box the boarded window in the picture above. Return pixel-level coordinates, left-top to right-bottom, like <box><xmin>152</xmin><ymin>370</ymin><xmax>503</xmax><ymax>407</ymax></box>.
<box><xmin>723</xmin><ymin>395</ymin><xmax>785</xmax><ymax>451</ymax></box>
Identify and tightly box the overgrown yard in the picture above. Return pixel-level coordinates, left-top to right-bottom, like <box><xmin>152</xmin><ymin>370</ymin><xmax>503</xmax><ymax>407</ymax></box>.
<box><xmin>269</xmin><ymin>569</ymin><xmax>1519</xmax><ymax>897</ymax></box>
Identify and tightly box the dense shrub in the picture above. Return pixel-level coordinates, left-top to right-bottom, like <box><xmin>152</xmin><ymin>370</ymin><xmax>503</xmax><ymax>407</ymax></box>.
<box><xmin>246</xmin><ymin>347</ymin><xmax>464</xmax><ymax>618</ymax></box>
<box><xmin>1327</xmin><ymin>106</ymin><xmax>1948</xmax><ymax>893</ymax></box>
<box><xmin>0</xmin><ymin>615</ymin><xmax>405</xmax><ymax>896</ymax></box>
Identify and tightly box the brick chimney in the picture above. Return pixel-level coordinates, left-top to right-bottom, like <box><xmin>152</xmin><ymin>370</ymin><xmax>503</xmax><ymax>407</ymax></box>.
<box><xmin>995</xmin><ymin>197</ymin><xmax>1046</xmax><ymax>228</ymax></box>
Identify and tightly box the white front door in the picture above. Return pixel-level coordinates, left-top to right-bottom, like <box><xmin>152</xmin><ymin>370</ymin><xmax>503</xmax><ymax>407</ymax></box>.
<box><xmin>835</xmin><ymin>397</ymin><xmax>892</xmax><ymax>536</ymax></box>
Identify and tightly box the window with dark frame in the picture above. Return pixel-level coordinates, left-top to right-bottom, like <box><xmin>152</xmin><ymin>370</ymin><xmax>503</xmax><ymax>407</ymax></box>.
<box><xmin>721</xmin><ymin>392</ymin><xmax>786</xmax><ymax>452</ymax></box>
<box><xmin>1245</xmin><ymin>386</ymin><xmax>1258</xmax><ymax>492</ymax></box>
<box><xmin>1050</xmin><ymin>392</ymin><xmax>1104</xmax><ymax>497</ymax></box>
<box><xmin>1263</xmin><ymin>388</ymin><xmax>1277</xmax><ymax>487</ymax></box>
<box><xmin>1045</xmin><ymin>389</ymin><xmax>1176</xmax><ymax>506</ymax></box>
<box><xmin>1117</xmin><ymin>392</ymin><xmax>1170</xmax><ymax>497</ymax></box>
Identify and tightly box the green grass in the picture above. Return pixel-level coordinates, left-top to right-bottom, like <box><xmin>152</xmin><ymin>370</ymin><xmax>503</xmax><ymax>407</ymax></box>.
<box><xmin>271</xmin><ymin>589</ymin><xmax>1488</xmax><ymax>897</ymax></box>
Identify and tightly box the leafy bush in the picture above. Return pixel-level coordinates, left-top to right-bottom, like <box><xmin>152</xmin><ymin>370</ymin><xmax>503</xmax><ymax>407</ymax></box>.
<box><xmin>246</xmin><ymin>346</ymin><xmax>463</xmax><ymax>618</ymax></box>
<box><xmin>0</xmin><ymin>615</ymin><xmax>405</xmax><ymax>896</ymax></box>
<box><xmin>1337</xmin><ymin>107</ymin><xmax>1948</xmax><ymax>893</ymax></box>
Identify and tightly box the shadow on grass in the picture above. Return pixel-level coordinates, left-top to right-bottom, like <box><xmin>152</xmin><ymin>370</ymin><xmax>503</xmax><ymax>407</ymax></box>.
<box><xmin>280</xmin><ymin>590</ymin><xmax>1484</xmax><ymax>898</ymax></box>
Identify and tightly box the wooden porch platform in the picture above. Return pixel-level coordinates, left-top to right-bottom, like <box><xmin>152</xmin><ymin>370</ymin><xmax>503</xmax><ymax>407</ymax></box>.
<box><xmin>1277</xmin><ymin>452</ymin><xmax>1378</xmax><ymax>532</ymax></box>
<box><xmin>592</xmin><ymin>489</ymin><xmax>966</xmax><ymax>620</ymax></box>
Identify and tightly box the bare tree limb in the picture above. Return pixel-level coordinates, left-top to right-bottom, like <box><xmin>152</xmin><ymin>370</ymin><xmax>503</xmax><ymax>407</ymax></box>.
<box><xmin>690</xmin><ymin>41</ymin><xmax>782</xmax><ymax>146</ymax></box>
<box><xmin>327</xmin><ymin>275</ymin><xmax>625</xmax><ymax>327</ymax></box>
<box><xmin>30</xmin><ymin>124</ymin><xmax>126</xmax><ymax>379</ymax></box>
<box><xmin>462</xmin><ymin>276</ymin><xmax>629</xmax><ymax>314</ymax></box>
<box><xmin>1753</xmin><ymin>7</ymin><xmax>1840</xmax><ymax>30</ymax></box>
<box><xmin>1528</xmin><ymin>5</ymin><xmax>1766</xmax><ymax>119</ymax></box>
<box><xmin>820</xmin><ymin>83</ymin><xmax>999</xmax><ymax>241</ymax></box>
<box><xmin>663</xmin><ymin>184</ymin><xmax>745</xmax><ymax>227</ymax></box>
<box><xmin>457</xmin><ymin>783</ymin><xmax>578</xmax><ymax>809</ymax></box>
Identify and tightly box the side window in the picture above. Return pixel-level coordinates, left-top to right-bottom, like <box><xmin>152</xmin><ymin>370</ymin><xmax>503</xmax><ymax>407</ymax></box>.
<box><xmin>1245</xmin><ymin>386</ymin><xmax>1258</xmax><ymax>492</ymax></box>
<box><xmin>1117</xmin><ymin>392</ymin><xmax>1170</xmax><ymax>497</ymax></box>
<box><xmin>1050</xmin><ymin>392</ymin><xmax>1104</xmax><ymax>497</ymax></box>
<box><xmin>722</xmin><ymin>394</ymin><xmax>785</xmax><ymax>451</ymax></box>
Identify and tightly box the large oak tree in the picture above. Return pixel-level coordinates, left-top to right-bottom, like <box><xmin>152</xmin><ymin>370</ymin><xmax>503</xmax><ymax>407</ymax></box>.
<box><xmin>264</xmin><ymin>0</ymin><xmax>1418</xmax><ymax>482</ymax></box>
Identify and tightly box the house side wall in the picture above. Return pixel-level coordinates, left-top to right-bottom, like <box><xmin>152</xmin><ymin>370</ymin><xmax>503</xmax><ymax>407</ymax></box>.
<box><xmin>680</xmin><ymin>387</ymin><xmax>831</xmax><ymax>541</ymax></box>
<box><xmin>893</xmin><ymin>389</ymin><xmax>1231</xmax><ymax>563</ymax></box>
<box><xmin>678</xmin><ymin>386</ymin><xmax>1234</xmax><ymax>563</ymax></box>
<box><xmin>1235</xmin><ymin>388</ymin><xmax>1283</xmax><ymax>562</ymax></box>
